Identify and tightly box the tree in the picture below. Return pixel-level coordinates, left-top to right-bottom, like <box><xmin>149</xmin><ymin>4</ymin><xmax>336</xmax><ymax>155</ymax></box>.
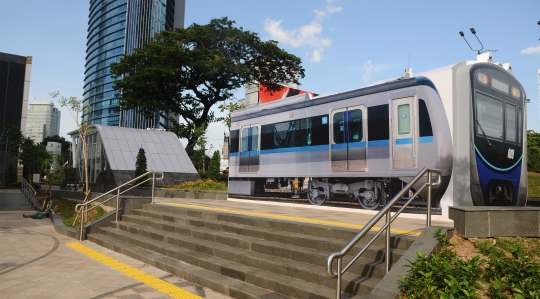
<box><xmin>207</xmin><ymin>150</ymin><xmax>221</xmax><ymax>181</ymax></box>
<box><xmin>4</xmin><ymin>124</ymin><xmax>50</xmax><ymax>179</ymax></box>
<box><xmin>110</xmin><ymin>17</ymin><xmax>305</xmax><ymax>156</ymax></box>
<box><xmin>42</xmin><ymin>135</ymin><xmax>71</xmax><ymax>164</ymax></box>
<box><xmin>135</xmin><ymin>147</ymin><xmax>149</xmax><ymax>187</ymax></box>
<box><xmin>528</xmin><ymin>132</ymin><xmax>540</xmax><ymax>172</ymax></box>
<box><xmin>51</xmin><ymin>92</ymin><xmax>93</xmax><ymax>195</ymax></box>
<box><xmin>5</xmin><ymin>163</ymin><xmax>16</xmax><ymax>185</ymax></box>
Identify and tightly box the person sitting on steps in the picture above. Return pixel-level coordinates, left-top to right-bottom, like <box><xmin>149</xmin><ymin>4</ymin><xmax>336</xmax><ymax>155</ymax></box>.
<box><xmin>23</xmin><ymin>192</ymin><xmax>54</xmax><ymax>219</ymax></box>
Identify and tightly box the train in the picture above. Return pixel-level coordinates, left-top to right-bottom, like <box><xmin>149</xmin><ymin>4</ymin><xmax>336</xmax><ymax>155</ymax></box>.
<box><xmin>228</xmin><ymin>52</ymin><xmax>527</xmax><ymax>216</ymax></box>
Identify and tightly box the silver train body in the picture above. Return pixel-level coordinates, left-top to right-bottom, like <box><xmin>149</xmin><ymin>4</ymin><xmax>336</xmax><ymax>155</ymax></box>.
<box><xmin>228</xmin><ymin>53</ymin><xmax>527</xmax><ymax>216</ymax></box>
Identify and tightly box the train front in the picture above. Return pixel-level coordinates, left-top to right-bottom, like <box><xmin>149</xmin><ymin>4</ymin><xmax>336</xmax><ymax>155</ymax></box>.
<box><xmin>470</xmin><ymin>63</ymin><xmax>527</xmax><ymax>206</ymax></box>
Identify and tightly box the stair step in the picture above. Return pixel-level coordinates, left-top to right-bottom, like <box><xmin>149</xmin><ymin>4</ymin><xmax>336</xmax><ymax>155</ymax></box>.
<box><xmin>90</xmin><ymin>232</ymin><xmax>374</xmax><ymax>298</ymax></box>
<box><xmin>100</xmin><ymin>222</ymin><xmax>382</xmax><ymax>293</ymax></box>
<box><xmin>88</xmin><ymin>233</ymin><xmax>291</xmax><ymax>299</ymax></box>
<box><xmin>131</xmin><ymin>207</ymin><xmax>414</xmax><ymax>251</ymax></box>
<box><xmin>116</xmin><ymin>216</ymin><xmax>402</xmax><ymax>277</ymax></box>
<box><xmin>141</xmin><ymin>204</ymin><xmax>415</xmax><ymax>249</ymax></box>
<box><xmin>87</xmin><ymin>203</ymin><xmax>418</xmax><ymax>298</ymax></box>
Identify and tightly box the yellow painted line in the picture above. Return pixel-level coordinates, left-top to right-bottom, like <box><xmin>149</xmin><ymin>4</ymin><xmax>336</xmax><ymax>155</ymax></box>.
<box><xmin>163</xmin><ymin>202</ymin><xmax>421</xmax><ymax>236</ymax></box>
<box><xmin>66</xmin><ymin>243</ymin><xmax>203</xmax><ymax>299</ymax></box>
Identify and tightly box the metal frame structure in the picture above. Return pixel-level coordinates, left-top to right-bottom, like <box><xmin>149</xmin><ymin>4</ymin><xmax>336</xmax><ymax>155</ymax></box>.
<box><xmin>325</xmin><ymin>167</ymin><xmax>441</xmax><ymax>298</ymax></box>
<box><xmin>74</xmin><ymin>171</ymin><xmax>164</xmax><ymax>241</ymax></box>
<box><xmin>21</xmin><ymin>178</ymin><xmax>38</xmax><ymax>209</ymax></box>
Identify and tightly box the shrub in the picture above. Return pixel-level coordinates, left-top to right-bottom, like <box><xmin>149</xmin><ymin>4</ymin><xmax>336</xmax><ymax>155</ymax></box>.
<box><xmin>164</xmin><ymin>179</ymin><xmax>227</xmax><ymax>191</ymax></box>
<box><xmin>399</xmin><ymin>229</ymin><xmax>483</xmax><ymax>298</ymax></box>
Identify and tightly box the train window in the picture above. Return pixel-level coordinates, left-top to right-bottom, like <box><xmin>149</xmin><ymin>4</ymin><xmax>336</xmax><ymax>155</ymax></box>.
<box><xmin>251</xmin><ymin>126</ymin><xmax>259</xmax><ymax>150</ymax></box>
<box><xmin>518</xmin><ymin>107</ymin><xmax>523</xmax><ymax>145</ymax></box>
<box><xmin>273</xmin><ymin>118</ymin><xmax>312</xmax><ymax>148</ymax></box>
<box><xmin>333</xmin><ymin>112</ymin><xmax>346</xmax><ymax>144</ymax></box>
<box><xmin>397</xmin><ymin>104</ymin><xmax>410</xmax><ymax>135</ymax></box>
<box><xmin>310</xmin><ymin>115</ymin><xmax>329</xmax><ymax>146</ymax></box>
<box><xmin>506</xmin><ymin>103</ymin><xmax>517</xmax><ymax>143</ymax></box>
<box><xmin>349</xmin><ymin>109</ymin><xmax>363</xmax><ymax>142</ymax></box>
<box><xmin>230</xmin><ymin>130</ymin><xmax>239</xmax><ymax>153</ymax></box>
<box><xmin>241</xmin><ymin>127</ymin><xmax>249</xmax><ymax>151</ymax></box>
<box><xmin>475</xmin><ymin>92</ymin><xmax>503</xmax><ymax>139</ymax></box>
<box><xmin>261</xmin><ymin>125</ymin><xmax>274</xmax><ymax>150</ymax></box>
<box><xmin>419</xmin><ymin>100</ymin><xmax>433</xmax><ymax>137</ymax></box>
<box><xmin>367</xmin><ymin>105</ymin><xmax>389</xmax><ymax>141</ymax></box>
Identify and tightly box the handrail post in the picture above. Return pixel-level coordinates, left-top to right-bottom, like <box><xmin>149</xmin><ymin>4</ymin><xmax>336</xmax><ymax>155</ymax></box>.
<box><xmin>80</xmin><ymin>206</ymin><xmax>85</xmax><ymax>241</ymax></box>
<box><xmin>151</xmin><ymin>172</ymin><xmax>155</xmax><ymax>204</ymax></box>
<box><xmin>427</xmin><ymin>171</ymin><xmax>432</xmax><ymax>227</ymax></box>
<box><xmin>336</xmin><ymin>257</ymin><xmax>342</xmax><ymax>298</ymax></box>
<box><xmin>115</xmin><ymin>188</ymin><xmax>120</xmax><ymax>225</ymax></box>
<box><xmin>385</xmin><ymin>210</ymin><xmax>391</xmax><ymax>273</ymax></box>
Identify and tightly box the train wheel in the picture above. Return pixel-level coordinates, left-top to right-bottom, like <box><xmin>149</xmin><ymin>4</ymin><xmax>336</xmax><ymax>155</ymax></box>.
<box><xmin>357</xmin><ymin>188</ymin><xmax>382</xmax><ymax>210</ymax></box>
<box><xmin>307</xmin><ymin>186</ymin><xmax>326</xmax><ymax>206</ymax></box>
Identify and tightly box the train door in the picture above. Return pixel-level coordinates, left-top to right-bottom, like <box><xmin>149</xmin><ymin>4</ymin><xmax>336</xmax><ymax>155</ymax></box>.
<box><xmin>391</xmin><ymin>97</ymin><xmax>416</xmax><ymax>169</ymax></box>
<box><xmin>331</xmin><ymin>106</ymin><xmax>367</xmax><ymax>171</ymax></box>
<box><xmin>239</xmin><ymin>125</ymin><xmax>260</xmax><ymax>173</ymax></box>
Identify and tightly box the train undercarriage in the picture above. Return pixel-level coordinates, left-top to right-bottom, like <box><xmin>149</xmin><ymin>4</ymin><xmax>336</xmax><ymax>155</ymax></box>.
<box><xmin>231</xmin><ymin>177</ymin><xmax>425</xmax><ymax>210</ymax></box>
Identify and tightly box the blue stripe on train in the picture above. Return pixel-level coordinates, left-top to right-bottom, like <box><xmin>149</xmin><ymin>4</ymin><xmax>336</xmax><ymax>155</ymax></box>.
<box><xmin>229</xmin><ymin>136</ymin><xmax>434</xmax><ymax>156</ymax></box>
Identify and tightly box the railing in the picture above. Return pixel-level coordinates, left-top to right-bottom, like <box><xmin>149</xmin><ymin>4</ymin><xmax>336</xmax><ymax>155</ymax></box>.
<box><xmin>21</xmin><ymin>178</ymin><xmax>38</xmax><ymax>209</ymax></box>
<box><xmin>325</xmin><ymin>167</ymin><xmax>442</xmax><ymax>298</ymax></box>
<box><xmin>74</xmin><ymin>171</ymin><xmax>164</xmax><ymax>241</ymax></box>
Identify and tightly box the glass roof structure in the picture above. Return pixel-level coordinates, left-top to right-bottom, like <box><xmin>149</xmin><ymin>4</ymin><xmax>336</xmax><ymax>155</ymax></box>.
<box><xmin>68</xmin><ymin>125</ymin><xmax>197</xmax><ymax>186</ymax></box>
<box><xmin>95</xmin><ymin>125</ymin><xmax>195</xmax><ymax>173</ymax></box>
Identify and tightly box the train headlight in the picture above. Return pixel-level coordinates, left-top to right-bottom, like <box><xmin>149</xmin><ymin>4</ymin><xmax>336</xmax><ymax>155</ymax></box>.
<box><xmin>477</xmin><ymin>72</ymin><xmax>488</xmax><ymax>85</ymax></box>
<box><xmin>511</xmin><ymin>87</ymin><xmax>520</xmax><ymax>98</ymax></box>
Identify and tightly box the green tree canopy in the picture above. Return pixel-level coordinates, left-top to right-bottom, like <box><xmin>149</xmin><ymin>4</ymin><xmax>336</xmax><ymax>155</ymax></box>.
<box><xmin>42</xmin><ymin>135</ymin><xmax>71</xmax><ymax>164</ymax></box>
<box><xmin>135</xmin><ymin>147</ymin><xmax>149</xmax><ymax>187</ymax></box>
<box><xmin>528</xmin><ymin>132</ymin><xmax>540</xmax><ymax>172</ymax></box>
<box><xmin>207</xmin><ymin>150</ymin><xmax>221</xmax><ymax>181</ymax></box>
<box><xmin>3</xmin><ymin>124</ymin><xmax>50</xmax><ymax>178</ymax></box>
<box><xmin>110</xmin><ymin>17</ymin><xmax>305</xmax><ymax>156</ymax></box>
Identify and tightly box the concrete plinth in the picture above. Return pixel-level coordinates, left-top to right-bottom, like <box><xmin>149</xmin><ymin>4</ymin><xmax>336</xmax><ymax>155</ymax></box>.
<box><xmin>449</xmin><ymin>206</ymin><xmax>540</xmax><ymax>238</ymax></box>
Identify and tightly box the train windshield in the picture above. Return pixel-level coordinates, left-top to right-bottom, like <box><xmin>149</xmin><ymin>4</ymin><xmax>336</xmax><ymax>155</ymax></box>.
<box><xmin>475</xmin><ymin>92</ymin><xmax>503</xmax><ymax>140</ymax></box>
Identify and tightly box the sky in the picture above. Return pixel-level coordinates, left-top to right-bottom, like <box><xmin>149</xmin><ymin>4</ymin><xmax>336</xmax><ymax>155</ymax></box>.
<box><xmin>1</xmin><ymin>0</ymin><xmax>539</xmax><ymax>154</ymax></box>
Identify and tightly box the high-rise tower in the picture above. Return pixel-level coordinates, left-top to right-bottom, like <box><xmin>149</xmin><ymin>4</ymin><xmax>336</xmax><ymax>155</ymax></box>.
<box><xmin>26</xmin><ymin>102</ymin><xmax>61</xmax><ymax>143</ymax></box>
<box><xmin>83</xmin><ymin>0</ymin><xmax>185</xmax><ymax>128</ymax></box>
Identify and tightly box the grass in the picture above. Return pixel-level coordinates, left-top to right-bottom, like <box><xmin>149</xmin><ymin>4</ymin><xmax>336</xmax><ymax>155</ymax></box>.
<box><xmin>163</xmin><ymin>179</ymin><xmax>228</xmax><ymax>191</ymax></box>
<box><xmin>51</xmin><ymin>196</ymin><xmax>108</xmax><ymax>228</ymax></box>
<box><xmin>528</xmin><ymin>172</ymin><xmax>540</xmax><ymax>197</ymax></box>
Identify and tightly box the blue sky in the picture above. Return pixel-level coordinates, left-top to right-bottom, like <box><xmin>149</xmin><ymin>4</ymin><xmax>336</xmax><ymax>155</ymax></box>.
<box><xmin>1</xmin><ymin>0</ymin><xmax>539</xmax><ymax>153</ymax></box>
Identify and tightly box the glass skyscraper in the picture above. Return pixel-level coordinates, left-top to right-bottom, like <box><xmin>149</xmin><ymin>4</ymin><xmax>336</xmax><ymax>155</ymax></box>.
<box><xmin>83</xmin><ymin>0</ymin><xmax>185</xmax><ymax>128</ymax></box>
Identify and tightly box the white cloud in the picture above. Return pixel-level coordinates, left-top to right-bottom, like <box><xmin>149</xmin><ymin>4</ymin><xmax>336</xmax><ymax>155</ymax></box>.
<box><xmin>264</xmin><ymin>0</ymin><xmax>342</xmax><ymax>62</ymax></box>
<box><xmin>520</xmin><ymin>45</ymin><xmax>540</xmax><ymax>55</ymax></box>
<box><xmin>362</xmin><ymin>60</ymin><xmax>373</xmax><ymax>83</ymax></box>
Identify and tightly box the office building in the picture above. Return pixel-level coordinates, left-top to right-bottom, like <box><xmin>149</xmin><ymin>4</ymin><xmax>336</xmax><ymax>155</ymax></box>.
<box><xmin>45</xmin><ymin>142</ymin><xmax>62</xmax><ymax>172</ymax></box>
<box><xmin>83</xmin><ymin>0</ymin><xmax>185</xmax><ymax>129</ymax></box>
<box><xmin>0</xmin><ymin>52</ymin><xmax>32</xmax><ymax>183</ymax></box>
<box><xmin>26</xmin><ymin>102</ymin><xmax>61</xmax><ymax>143</ymax></box>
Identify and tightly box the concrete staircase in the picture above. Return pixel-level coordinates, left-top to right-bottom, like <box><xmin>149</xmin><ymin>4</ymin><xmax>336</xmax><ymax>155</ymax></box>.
<box><xmin>87</xmin><ymin>203</ymin><xmax>416</xmax><ymax>298</ymax></box>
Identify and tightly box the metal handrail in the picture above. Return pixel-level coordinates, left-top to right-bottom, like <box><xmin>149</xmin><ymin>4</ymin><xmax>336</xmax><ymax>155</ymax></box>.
<box><xmin>75</xmin><ymin>171</ymin><xmax>164</xmax><ymax>241</ymax></box>
<box><xmin>21</xmin><ymin>178</ymin><xmax>38</xmax><ymax>209</ymax></box>
<box><xmin>326</xmin><ymin>167</ymin><xmax>442</xmax><ymax>298</ymax></box>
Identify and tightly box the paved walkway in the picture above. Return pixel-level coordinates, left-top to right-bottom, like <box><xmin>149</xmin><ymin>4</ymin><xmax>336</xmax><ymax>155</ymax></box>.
<box><xmin>0</xmin><ymin>189</ymin><xmax>228</xmax><ymax>299</ymax></box>
<box><xmin>0</xmin><ymin>188</ymin><xmax>455</xmax><ymax>299</ymax></box>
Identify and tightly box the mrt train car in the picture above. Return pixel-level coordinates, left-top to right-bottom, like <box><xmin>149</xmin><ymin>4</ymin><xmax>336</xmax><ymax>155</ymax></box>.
<box><xmin>228</xmin><ymin>53</ymin><xmax>527</xmax><ymax>216</ymax></box>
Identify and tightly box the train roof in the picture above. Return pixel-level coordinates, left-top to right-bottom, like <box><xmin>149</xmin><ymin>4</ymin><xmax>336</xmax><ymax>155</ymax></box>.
<box><xmin>231</xmin><ymin>76</ymin><xmax>437</xmax><ymax>122</ymax></box>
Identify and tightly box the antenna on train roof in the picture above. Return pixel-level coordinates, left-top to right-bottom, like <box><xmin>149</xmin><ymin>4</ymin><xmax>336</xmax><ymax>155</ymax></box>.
<box><xmin>459</xmin><ymin>28</ymin><xmax>498</xmax><ymax>55</ymax></box>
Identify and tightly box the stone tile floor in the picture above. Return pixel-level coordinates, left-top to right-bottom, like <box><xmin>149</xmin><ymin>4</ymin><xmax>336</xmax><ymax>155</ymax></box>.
<box><xmin>0</xmin><ymin>189</ymin><xmax>229</xmax><ymax>299</ymax></box>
